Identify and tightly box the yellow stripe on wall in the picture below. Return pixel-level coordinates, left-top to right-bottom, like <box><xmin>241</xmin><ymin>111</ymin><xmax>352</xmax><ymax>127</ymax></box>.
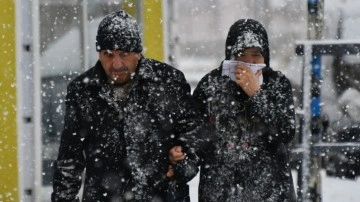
<box><xmin>0</xmin><ymin>0</ymin><xmax>19</xmax><ymax>201</ymax></box>
<box><xmin>122</xmin><ymin>0</ymin><xmax>138</xmax><ymax>19</ymax></box>
<box><xmin>122</xmin><ymin>0</ymin><xmax>165</xmax><ymax>62</ymax></box>
<box><xmin>142</xmin><ymin>0</ymin><xmax>164</xmax><ymax>61</ymax></box>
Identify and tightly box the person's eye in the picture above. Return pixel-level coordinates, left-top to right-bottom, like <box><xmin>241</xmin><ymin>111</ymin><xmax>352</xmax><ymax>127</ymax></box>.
<box><xmin>104</xmin><ymin>51</ymin><xmax>113</xmax><ymax>58</ymax></box>
<box><xmin>120</xmin><ymin>52</ymin><xmax>130</xmax><ymax>58</ymax></box>
<box><xmin>253</xmin><ymin>52</ymin><xmax>262</xmax><ymax>57</ymax></box>
<box><xmin>237</xmin><ymin>52</ymin><xmax>246</xmax><ymax>57</ymax></box>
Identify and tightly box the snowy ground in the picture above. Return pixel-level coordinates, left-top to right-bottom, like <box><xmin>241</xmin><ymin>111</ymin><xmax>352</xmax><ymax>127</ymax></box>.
<box><xmin>318</xmin><ymin>171</ymin><xmax>360</xmax><ymax>202</ymax></box>
<box><xmin>42</xmin><ymin>169</ymin><xmax>359</xmax><ymax>201</ymax></box>
<box><xmin>187</xmin><ymin>169</ymin><xmax>360</xmax><ymax>202</ymax></box>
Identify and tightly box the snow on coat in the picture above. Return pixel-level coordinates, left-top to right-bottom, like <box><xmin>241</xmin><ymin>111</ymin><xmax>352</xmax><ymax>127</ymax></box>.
<box><xmin>175</xmin><ymin>18</ymin><xmax>298</xmax><ymax>202</ymax></box>
<box><xmin>51</xmin><ymin>57</ymin><xmax>202</xmax><ymax>202</ymax></box>
<box><xmin>191</xmin><ymin>65</ymin><xmax>297</xmax><ymax>202</ymax></box>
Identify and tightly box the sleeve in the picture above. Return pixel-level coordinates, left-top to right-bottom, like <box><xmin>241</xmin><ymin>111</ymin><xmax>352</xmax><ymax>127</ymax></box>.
<box><xmin>172</xmin><ymin>74</ymin><xmax>214</xmax><ymax>182</ymax></box>
<box><xmin>192</xmin><ymin>76</ymin><xmax>210</xmax><ymax>118</ymax></box>
<box><xmin>172</xmin><ymin>71</ymin><xmax>212</xmax><ymax>154</ymax></box>
<box><xmin>124</xmin><ymin>68</ymin><xmax>204</xmax><ymax>198</ymax></box>
<box><xmin>167</xmin><ymin>71</ymin><xmax>203</xmax><ymax>182</ymax></box>
<box><xmin>51</xmin><ymin>83</ymin><xmax>85</xmax><ymax>202</ymax></box>
<box><xmin>246</xmin><ymin>73</ymin><xmax>296</xmax><ymax>145</ymax></box>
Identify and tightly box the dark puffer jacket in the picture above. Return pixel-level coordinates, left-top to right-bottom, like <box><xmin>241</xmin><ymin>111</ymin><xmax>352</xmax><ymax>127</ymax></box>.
<box><xmin>51</xmin><ymin>57</ymin><xmax>203</xmax><ymax>202</ymax></box>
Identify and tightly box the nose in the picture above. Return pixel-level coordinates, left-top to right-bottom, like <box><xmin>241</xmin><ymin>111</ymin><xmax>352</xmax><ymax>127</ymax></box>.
<box><xmin>112</xmin><ymin>54</ymin><xmax>123</xmax><ymax>69</ymax></box>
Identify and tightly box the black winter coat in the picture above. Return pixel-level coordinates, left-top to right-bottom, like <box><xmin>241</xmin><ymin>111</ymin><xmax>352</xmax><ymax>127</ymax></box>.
<box><xmin>51</xmin><ymin>57</ymin><xmax>202</xmax><ymax>202</ymax></box>
<box><xmin>192</xmin><ymin>64</ymin><xmax>297</xmax><ymax>202</ymax></box>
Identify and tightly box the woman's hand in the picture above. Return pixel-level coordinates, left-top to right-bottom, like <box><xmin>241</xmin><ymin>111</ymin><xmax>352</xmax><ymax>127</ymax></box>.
<box><xmin>166</xmin><ymin>165</ymin><xmax>174</xmax><ymax>177</ymax></box>
<box><xmin>235</xmin><ymin>64</ymin><xmax>262</xmax><ymax>97</ymax></box>
<box><xmin>168</xmin><ymin>146</ymin><xmax>185</xmax><ymax>165</ymax></box>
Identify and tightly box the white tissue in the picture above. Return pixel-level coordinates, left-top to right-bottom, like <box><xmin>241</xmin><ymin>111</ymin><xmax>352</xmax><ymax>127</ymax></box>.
<box><xmin>222</xmin><ymin>60</ymin><xmax>265</xmax><ymax>84</ymax></box>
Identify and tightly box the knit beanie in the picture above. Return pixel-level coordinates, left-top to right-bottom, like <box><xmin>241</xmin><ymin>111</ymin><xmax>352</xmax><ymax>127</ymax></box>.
<box><xmin>225</xmin><ymin>19</ymin><xmax>270</xmax><ymax>67</ymax></box>
<box><xmin>96</xmin><ymin>10</ymin><xmax>143</xmax><ymax>52</ymax></box>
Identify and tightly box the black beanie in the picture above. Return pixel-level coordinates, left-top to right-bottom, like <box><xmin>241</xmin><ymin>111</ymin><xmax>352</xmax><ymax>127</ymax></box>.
<box><xmin>225</xmin><ymin>19</ymin><xmax>270</xmax><ymax>67</ymax></box>
<box><xmin>96</xmin><ymin>10</ymin><xmax>142</xmax><ymax>52</ymax></box>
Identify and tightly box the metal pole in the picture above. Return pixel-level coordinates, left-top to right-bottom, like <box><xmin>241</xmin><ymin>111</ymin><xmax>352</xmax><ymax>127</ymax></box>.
<box><xmin>299</xmin><ymin>43</ymin><xmax>313</xmax><ymax>202</ymax></box>
<box><xmin>307</xmin><ymin>0</ymin><xmax>324</xmax><ymax>40</ymax></box>
<box><xmin>308</xmin><ymin>0</ymin><xmax>324</xmax><ymax>142</ymax></box>
<box><xmin>31</xmin><ymin>0</ymin><xmax>43</xmax><ymax>200</ymax></box>
<box><xmin>297</xmin><ymin>0</ymin><xmax>324</xmax><ymax>201</ymax></box>
<box><xmin>17</xmin><ymin>0</ymin><xmax>36</xmax><ymax>200</ymax></box>
<box><xmin>162</xmin><ymin>0</ymin><xmax>169</xmax><ymax>64</ymax></box>
<box><xmin>81</xmin><ymin>0</ymin><xmax>89</xmax><ymax>72</ymax></box>
<box><xmin>166</xmin><ymin>0</ymin><xmax>176</xmax><ymax>66</ymax></box>
<box><xmin>308</xmin><ymin>2</ymin><xmax>324</xmax><ymax>202</ymax></box>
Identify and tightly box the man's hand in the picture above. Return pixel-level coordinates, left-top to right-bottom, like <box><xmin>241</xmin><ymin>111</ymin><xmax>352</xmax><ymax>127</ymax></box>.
<box><xmin>166</xmin><ymin>165</ymin><xmax>174</xmax><ymax>178</ymax></box>
<box><xmin>235</xmin><ymin>64</ymin><xmax>261</xmax><ymax>97</ymax></box>
<box><xmin>169</xmin><ymin>146</ymin><xmax>185</xmax><ymax>165</ymax></box>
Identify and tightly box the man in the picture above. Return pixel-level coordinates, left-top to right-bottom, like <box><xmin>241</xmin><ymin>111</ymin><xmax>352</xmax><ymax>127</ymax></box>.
<box><xmin>51</xmin><ymin>10</ymin><xmax>202</xmax><ymax>202</ymax></box>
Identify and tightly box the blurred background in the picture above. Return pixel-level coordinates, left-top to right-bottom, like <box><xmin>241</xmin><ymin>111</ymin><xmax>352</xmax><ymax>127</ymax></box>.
<box><xmin>1</xmin><ymin>0</ymin><xmax>360</xmax><ymax>201</ymax></box>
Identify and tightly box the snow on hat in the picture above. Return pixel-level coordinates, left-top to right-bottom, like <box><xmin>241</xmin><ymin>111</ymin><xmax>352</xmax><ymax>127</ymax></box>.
<box><xmin>96</xmin><ymin>10</ymin><xmax>142</xmax><ymax>52</ymax></box>
<box><xmin>231</xmin><ymin>31</ymin><xmax>264</xmax><ymax>56</ymax></box>
<box><xmin>225</xmin><ymin>19</ymin><xmax>269</xmax><ymax>66</ymax></box>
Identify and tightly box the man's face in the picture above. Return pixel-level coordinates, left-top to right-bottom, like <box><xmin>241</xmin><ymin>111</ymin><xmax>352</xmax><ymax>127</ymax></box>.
<box><xmin>233</xmin><ymin>47</ymin><xmax>265</xmax><ymax>64</ymax></box>
<box><xmin>99</xmin><ymin>50</ymin><xmax>141</xmax><ymax>85</ymax></box>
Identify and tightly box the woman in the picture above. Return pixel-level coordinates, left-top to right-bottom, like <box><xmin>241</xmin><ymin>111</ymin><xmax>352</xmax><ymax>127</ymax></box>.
<box><xmin>175</xmin><ymin>19</ymin><xmax>297</xmax><ymax>202</ymax></box>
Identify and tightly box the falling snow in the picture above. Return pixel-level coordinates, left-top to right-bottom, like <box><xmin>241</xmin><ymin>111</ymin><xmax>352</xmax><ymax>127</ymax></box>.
<box><xmin>2</xmin><ymin>0</ymin><xmax>360</xmax><ymax>202</ymax></box>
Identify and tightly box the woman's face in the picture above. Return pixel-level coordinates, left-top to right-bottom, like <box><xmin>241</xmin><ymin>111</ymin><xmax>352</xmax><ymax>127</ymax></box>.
<box><xmin>233</xmin><ymin>47</ymin><xmax>265</xmax><ymax>64</ymax></box>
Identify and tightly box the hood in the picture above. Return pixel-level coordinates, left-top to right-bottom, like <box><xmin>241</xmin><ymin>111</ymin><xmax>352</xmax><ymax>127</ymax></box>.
<box><xmin>225</xmin><ymin>19</ymin><xmax>270</xmax><ymax>67</ymax></box>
